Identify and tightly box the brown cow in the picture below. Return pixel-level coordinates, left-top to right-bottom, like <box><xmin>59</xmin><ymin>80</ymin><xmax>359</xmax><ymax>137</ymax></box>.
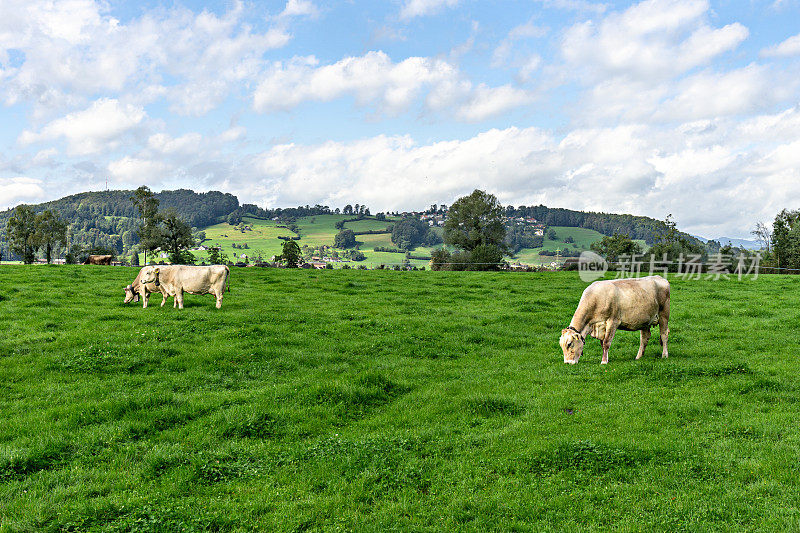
<box><xmin>559</xmin><ymin>275</ymin><xmax>670</xmax><ymax>365</ymax></box>
<box><xmin>84</xmin><ymin>254</ymin><xmax>112</xmax><ymax>265</ymax></box>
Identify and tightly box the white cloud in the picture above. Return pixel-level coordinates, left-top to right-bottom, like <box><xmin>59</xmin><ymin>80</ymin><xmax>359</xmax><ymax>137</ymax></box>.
<box><xmin>147</xmin><ymin>133</ymin><xmax>204</xmax><ymax>156</ymax></box>
<box><xmin>0</xmin><ymin>1</ymin><xmax>292</xmax><ymax>116</ymax></box>
<box><xmin>0</xmin><ymin>177</ymin><xmax>46</xmax><ymax>209</ymax></box>
<box><xmin>254</xmin><ymin>52</ymin><xmax>457</xmax><ymax>113</ymax></box>
<box><xmin>18</xmin><ymin>98</ymin><xmax>146</xmax><ymax>155</ymax></box>
<box><xmin>253</xmin><ymin>51</ymin><xmax>531</xmax><ymax>120</ymax></box>
<box><xmin>399</xmin><ymin>0</ymin><xmax>460</xmax><ymax>20</ymax></box>
<box><xmin>456</xmin><ymin>85</ymin><xmax>533</xmax><ymax>121</ymax></box>
<box><xmin>279</xmin><ymin>0</ymin><xmax>319</xmax><ymax>18</ymax></box>
<box><xmin>655</xmin><ymin>64</ymin><xmax>782</xmax><ymax>122</ymax></box>
<box><xmin>761</xmin><ymin>33</ymin><xmax>800</xmax><ymax>58</ymax></box>
<box><xmin>107</xmin><ymin>156</ymin><xmax>171</xmax><ymax>184</ymax></box>
<box><xmin>561</xmin><ymin>0</ymin><xmax>748</xmax><ymax>81</ymax></box>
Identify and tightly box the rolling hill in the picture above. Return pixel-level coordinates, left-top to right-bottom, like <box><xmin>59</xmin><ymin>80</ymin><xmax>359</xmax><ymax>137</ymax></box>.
<box><xmin>1</xmin><ymin>188</ymin><xmax>697</xmax><ymax>266</ymax></box>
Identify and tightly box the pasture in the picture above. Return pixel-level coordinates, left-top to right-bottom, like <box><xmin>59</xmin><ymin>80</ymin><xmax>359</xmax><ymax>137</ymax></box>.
<box><xmin>1</xmin><ymin>266</ymin><xmax>799</xmax><ymax>531</ymax></box>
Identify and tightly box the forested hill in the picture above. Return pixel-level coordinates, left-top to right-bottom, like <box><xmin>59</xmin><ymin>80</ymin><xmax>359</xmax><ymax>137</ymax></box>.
<box><xmin>506</xmin><ymin>205</ymin><xmax>698</xmax><ymax>246</ymax></box>
<box><xmin>7</xmin><ymin>189</ymin><xmax>239</xmax><ymax>228</ymax></box>
<box><xmin>0</xmin><ymin>189</ymin><xmax>238</xmax><ymax>259</ymax></box>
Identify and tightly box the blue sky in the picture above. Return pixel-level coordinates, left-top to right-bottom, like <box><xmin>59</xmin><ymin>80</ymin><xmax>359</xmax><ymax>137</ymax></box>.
<box><xmin>1</xmin><ymin>0</ymin><xmax>799</xmax><ymax>237</ymax></box>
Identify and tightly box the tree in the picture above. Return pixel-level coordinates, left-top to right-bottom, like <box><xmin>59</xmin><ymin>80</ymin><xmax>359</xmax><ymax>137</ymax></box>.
<box><xmin>334</xmin><ymin>229</ymin><xmax>357</xmax><ymax>249</ymax></box>
<box><xmin>131</xmin><ymin>252</ymin><xmax>140</xmax><ymax>266</ymax></box>
<box><xmin>590</xmin><ymin>232</ymin><xmax>643</xmax><ymax>262</ymax></box>
<box><xmin>752</xmin><ymin>221</ymin><xmax>772</xmax><ymax>252</ymax></box>
<box><xmin>430</xmin><ymin>248</ymin><xmax>451</xmax><ymax>271</ymax></box>
<box><xmin>131</xmin><ymin>186</ymin><xmax>162</xmax><ymax>264</ymax></box>
<box><xmin>648</xmin><ymin>214</ymin><xmax>704</xmax><ymax>268</ymax></box>
<box><xmin>391</xmin><ymin>218</ymin><xmax>428</xmax><ymax>249</ymax></box>
<box><xmin>161</xmin><ymin>209</ymin><xmax>195</xmax><ymax>264</ymax></box>
<box><xmin>772</xmin><ymin>209</ymin><xmax>800</xmax><ymax>269</ymax></box>
<box><xmin>279</xmin><ymin>240</ymin><xmax>302</xmax><ymax>268</ymax></box>
<box><xmin>7</xmin><ymin>205</ymin><xmax>37</xmax><ymax>264</ymax></box>
<box><xmin>443</xmin><ymin>190</ymin><xmax>507</xmax><ymax>270</ymax></box>
<box><xmin>34</xmin><ymin>210</ymin><xmax>67</xmax><ymax>264</ymax></box>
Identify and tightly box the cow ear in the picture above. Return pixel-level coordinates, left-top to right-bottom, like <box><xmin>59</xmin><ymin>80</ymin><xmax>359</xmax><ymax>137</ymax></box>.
<box><xmin>561</xmin><ymin>329</ymin><xmax>568</xmax><ymax>335</ymax></box>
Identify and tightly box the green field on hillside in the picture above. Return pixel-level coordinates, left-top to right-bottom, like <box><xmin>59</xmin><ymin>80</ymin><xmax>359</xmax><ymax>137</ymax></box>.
<box><xmin>199</xmin><ymin>217</ymin><xmax>295</xmax><ymax>261</ymax></box>
<box><xmin>147</xmin><ymin>218</ymin><xmax>640</xmax><ymax>267</ymax></box>
<box><xmin>355</xmin><ymin>232</ymin><xmax>395</xmax><ymax>249</ymax></box>
<box><xmin>1</xmin><ymin>266</ymin><xmax>798</xmax><ymax>530</ymax></box>
<box><xmin>343</xmin><ymin>218</ymin><xmax>394</xmax><ymax>233</ymax></box>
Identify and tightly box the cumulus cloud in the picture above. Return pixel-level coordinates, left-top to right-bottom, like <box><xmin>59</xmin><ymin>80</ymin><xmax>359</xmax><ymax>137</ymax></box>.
<box><xmin>278</xmin><ymin>0</ymin><xmax>319</xmax><ymax>19</ymax></box>
<box><xmin>18</xmin><ymin>98</ymin><xmax>146</xmax><ymax>155</ymax></box>
<box><xmin>107</xmin><ymin>156</ymin><xmax>171</xmax><ymax>184</ymax></box>
<box><xmin>399</xmin><ymin>0</ymin><xmax>460</xmax><ymax>20</ymax></box>
<box><xmin>253</xmin><ymin>52</ymin><xmax>456</xmax><ymax>113</ymax></box>
<box><xmin>456</xmin><ymin>85</ymin><xmax>533</xmax><ymax>122</ymax></box>
<box><xmin>0</xmin><ymin>177</ymin><xmax>46</xmax><ymax>209</ymax></box>
<box><xmin>253</xmin><ymin>51</ymin><xmax>530</xmax><ymax>120</ymax></box>
<box><xmin>761</xmin><ymin>33</ymin><xmax>800</xmax><ymax>58</ymax></box>
<box><xmin>0</xmin><ymin>0</ymin><xmax>293</xmax><ymax>116</ymax></box>
<box><xmin>561</xmin><ymin>0</ymin><xmax>748</xmax><ymax>81</ymax></box>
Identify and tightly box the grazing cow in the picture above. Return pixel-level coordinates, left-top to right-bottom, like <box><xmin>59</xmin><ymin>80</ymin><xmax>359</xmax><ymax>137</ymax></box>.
<box><xmin>137</xmin><ymin>265</ymin><xmax>230</xmax><ymax>309</ymax></box>
<box><xmin>559</xmin><ymin>275</ymin><xmax>670</xmax><ymax>365</ymax></box>
<box><xmin>84</xmin><ymin>254</ymin><xmax>112</xmax><ymax>265</ymax></box>
<box><xmin>124</xmin><ymin>267</ymin><xmax>169</xmax><ymax>307</ymax></box>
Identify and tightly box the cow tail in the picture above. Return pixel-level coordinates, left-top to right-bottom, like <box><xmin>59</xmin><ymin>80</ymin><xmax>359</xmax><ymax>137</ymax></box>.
<box><xmin>224</xmin><ymin>265</ymin><xmax>231</xmax><ymax>293</ymax></box>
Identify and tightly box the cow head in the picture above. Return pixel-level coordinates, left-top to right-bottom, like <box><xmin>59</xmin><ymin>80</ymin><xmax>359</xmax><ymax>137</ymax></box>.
<box><xmin>140</xmin><ymin>266</ymin><xmax>160</xmax><ymax>286</ymax></box>
<box><xmin>560</xmin><ymin>328</ymin><xmax>585</xmax><ymax>364</ymax></box>
<box><xmin>123</xmin><ymin>284</ymin><xmax>136</xmax><ymax>303</ymax></box>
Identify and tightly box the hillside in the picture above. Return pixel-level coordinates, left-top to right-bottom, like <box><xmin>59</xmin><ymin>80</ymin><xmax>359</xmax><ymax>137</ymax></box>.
<box><xmin>0</xmin><ymin>189</ymin><xmax>238</xmax><ymax>261</ymax></box>
<box><xmin>1</xmin><ymin>188</ymin><xmax>694</xmax><ymax>264</ymax></box>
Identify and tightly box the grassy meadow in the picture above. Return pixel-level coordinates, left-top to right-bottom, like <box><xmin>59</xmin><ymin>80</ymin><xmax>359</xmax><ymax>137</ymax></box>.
<box><xmin>2</xmin><ymin>265</ymin><xmax>798</xmax><ymax>531</ymax></box>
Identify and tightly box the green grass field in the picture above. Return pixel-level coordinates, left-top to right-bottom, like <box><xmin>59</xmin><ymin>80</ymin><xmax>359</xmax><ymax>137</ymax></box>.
<box><xmin>2</xmin><ymin>265</ymin><xmax>799</xmax><ymax>530</ymax></box>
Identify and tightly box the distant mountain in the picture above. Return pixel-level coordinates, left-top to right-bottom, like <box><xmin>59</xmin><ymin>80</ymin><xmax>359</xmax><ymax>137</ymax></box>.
<box><xmin>694</xmin><ymin>235</ymin><xmax>762</xmax><ymax>250</ymax></box>
<box><xmin>715</xmin><ymin>237</ymin><xmax>761</xmax><ymax>250</ymax></box>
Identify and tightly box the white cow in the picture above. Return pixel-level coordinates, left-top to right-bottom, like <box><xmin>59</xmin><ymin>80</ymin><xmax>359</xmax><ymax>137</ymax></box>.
<box><xmin>128</xmin><ymin>265</ymin><xmax>230</xmax><ymax>309</ymax></box>
<box><xmin>559</xmin><ymin>275</ymin><xmax>670</xmax><ymax>364</ymax></box>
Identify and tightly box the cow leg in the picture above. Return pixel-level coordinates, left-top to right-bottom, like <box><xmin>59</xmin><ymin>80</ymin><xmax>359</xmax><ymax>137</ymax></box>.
<box><xmin>659</xmin><ymin>297</ymin><xmax>670</xmax><ymax>358</ymax></box>
<box><xmin>636</xmin><ymin>328</ymin><xmax>651</xmax><ymax>360</ymax></box>
<box><xmin>142</xmin><ymin>290</ymin><xmax>149</xmax><ymax>309</ymax></box>
<box><xmin>215</xmin><ymin>289</ymin><xmax>223</xmax><ymax>309</ymax></box>
<box><xmin>161</xmin><ymin>292</ymin><xmax>167</xmax><ymax>307</ymax></box>
<box><xmin>176</xmin><ymin>289</ymin><xmax>184</xmax><ymax>309</ymax></box>
<box><xmin>601</xmin><ymin>321</ymin><xmax>618</xmax><ymax>365</ymax></box>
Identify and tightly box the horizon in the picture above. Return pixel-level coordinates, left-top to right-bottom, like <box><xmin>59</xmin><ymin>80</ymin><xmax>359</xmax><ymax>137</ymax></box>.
<box><xmin>2</xmin><ymin>0</ymin><xmax>799</xmax><ymax>239</ymax></box>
